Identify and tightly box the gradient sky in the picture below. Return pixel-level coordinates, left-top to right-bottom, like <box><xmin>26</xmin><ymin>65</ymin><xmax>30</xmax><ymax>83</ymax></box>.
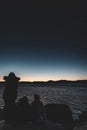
<box><xmin>0</xmin><ymin>6</ymin><xmax>87</xmax><ymax>81</ymax></box>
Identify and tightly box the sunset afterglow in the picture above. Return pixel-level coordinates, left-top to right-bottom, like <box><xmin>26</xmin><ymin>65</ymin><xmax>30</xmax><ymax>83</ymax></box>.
<box><xmin>0</xmin><ymin>8</ymin><xmax>87</xmax><ymax>82</ymax></box>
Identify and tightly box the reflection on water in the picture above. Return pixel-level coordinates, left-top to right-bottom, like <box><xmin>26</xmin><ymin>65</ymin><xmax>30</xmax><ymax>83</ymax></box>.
<box><xmin>0</xmin><ymin>84</ymin><xmax>87</xmax><ymax>120</ymax></box>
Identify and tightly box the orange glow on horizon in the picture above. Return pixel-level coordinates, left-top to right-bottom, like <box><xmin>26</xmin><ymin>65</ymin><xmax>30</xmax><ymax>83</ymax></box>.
<box><xmin>0</xmin><ymin>75</ymin><xmax>87</xmax><ymax>82</ymax></box>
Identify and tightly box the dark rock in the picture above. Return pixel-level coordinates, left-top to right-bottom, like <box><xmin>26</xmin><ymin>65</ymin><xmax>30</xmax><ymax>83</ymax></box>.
<box><xmin>45</xmin><ymin>103</ymin><xmax>74</xmax><ymax>130</ymax></box>
<box><xmin>73</xmin><ymin>121</ymin><xmax>87</xmax><ymax>130</ymax></box>
<box><xmin>45</xmin><ymin>103</ymin><xmax>73</xmax><ymax>121</ymax></box>
<box><xmin>79</xmin><ymin>111</ymin><xmax>87</xmax><ymax>122</ymax></box>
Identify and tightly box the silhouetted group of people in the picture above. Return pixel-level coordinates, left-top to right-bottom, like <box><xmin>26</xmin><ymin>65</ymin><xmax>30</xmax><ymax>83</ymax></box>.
<box><xmin>2</xmin><ymin>72</ymin><xmax>46</xmax><ymax>124</ymax></box>
<box><xmin>0</xmin><ymin>72</ymin><xmax>76</xmax><ymax>130</ymax></box>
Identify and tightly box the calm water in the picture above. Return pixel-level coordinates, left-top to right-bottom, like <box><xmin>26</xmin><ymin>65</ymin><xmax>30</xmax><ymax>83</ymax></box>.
<box><xmin>0</xmin><ymin>83</ymin><xmax>87</xmax><ymax>120</ymax></box>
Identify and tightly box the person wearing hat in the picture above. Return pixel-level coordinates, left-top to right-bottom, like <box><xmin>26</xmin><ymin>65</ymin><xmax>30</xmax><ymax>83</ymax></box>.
<box><xmin>3</xmin><ymin>72</ymin><xmax>20</xmax><ymax>108</ymax></box>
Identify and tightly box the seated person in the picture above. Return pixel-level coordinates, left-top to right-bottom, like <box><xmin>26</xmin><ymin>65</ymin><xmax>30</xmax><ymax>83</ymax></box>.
<box><xmin>16</xmin><ymin>96</ymin><xmax>31</xmax><ymax>122</ymax></box>
<box><xmin>31</xmin><ymin>94</ymin><xmax>46</xmax><ymax>123</ymax></box>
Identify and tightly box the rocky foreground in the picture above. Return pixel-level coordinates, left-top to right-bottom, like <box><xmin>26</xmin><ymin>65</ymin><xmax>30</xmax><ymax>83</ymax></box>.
<box><xmin>0</xmin><ymin>120</ymin><xmax>64</xmax><ymax>130</ymax></box>
<box><xmin>0</xmin><ymin>103</ymin><xmax>87</xmax><ymax>130</ymax></box>
<box><xmin>0</xmin><ymin>121</ymin><xmax>87</xmax><ymax>130</ymax></box>
<box><xmin>73</xmin><ymin>121</ymin><xmax>87</xmax><ymax>130</ymax></box>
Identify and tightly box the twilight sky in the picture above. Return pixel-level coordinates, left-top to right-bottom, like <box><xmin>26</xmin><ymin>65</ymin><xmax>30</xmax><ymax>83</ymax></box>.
<box><xmin>0</xmin><ymin>6</ymin><xmax>87</xmax><ymax>81</ymax></box>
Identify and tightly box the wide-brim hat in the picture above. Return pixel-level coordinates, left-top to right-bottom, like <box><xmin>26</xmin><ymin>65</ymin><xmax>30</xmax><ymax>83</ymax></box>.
<box><xmin>4</xmin><ymin>72</ymin><xmax>20</xmax><ymax>81</ymax></box>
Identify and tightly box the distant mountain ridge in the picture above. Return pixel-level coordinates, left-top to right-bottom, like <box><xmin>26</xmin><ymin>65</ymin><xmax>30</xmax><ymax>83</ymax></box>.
<box><xmin>0</xmin><ymin>80</ymin><xmax>87</xmax><ymax>87</ymax></box>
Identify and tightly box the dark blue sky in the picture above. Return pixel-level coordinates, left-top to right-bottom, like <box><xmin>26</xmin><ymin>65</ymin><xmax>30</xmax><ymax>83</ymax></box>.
<box><xmin>0</xmin><ymin>6</ymin><xmax>87</xmax><ymax>81</ymax></box>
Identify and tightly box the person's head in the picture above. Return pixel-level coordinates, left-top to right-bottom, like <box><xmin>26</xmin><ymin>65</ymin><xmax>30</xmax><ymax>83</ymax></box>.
<box><xmin>4</xmin><ymin>72</ymin><xmax>20</xmax><ymax>81</ymax></box>
<box><xmin>22</xmin><ymin>96</ymin><xmax>28</xmax><ymax>103</ymax></box>
<box><xmin>34</xmin><ymin>94</ymin><xmax>40</xmax><ymax>101</ymax></box>
<box><xmin>8</xmin><ymin>72</ymin><xmax>16</xmax><ymax>78</ymax></box>
<box><xmin>19</xmin><ymin>96</ymin><xmax>28</xmax><ymax>104</ymax></box>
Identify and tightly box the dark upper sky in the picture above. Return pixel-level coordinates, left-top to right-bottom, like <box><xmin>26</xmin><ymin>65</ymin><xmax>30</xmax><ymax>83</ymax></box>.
<box><xmin>0</xmin><ymin>6</ymin><xmax>87</xmax><ymax>81</ymax></box>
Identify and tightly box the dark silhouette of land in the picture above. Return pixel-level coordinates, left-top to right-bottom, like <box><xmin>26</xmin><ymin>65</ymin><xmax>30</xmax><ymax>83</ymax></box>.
<box><xmin>0</xmin><ymin>79</ymin><xmax>87</xmax><ymax>87</ymax></box>
<box><xmin>0</xmin><ymin>79</ymin><xmax>87</xmax><ymax>89</ymax></box>
<box><xmin>19</xmin><ymin>80</ymin><xmax>87</xmax><ymax>87</ymax></box>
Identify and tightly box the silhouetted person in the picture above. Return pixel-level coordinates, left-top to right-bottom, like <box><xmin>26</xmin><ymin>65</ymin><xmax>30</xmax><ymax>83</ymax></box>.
<box><xmin>16</xmin><ymin>96</ymin><xmax>31</xmax><ymax>122</ymax></box>
<box><xmin>31</xmin><ymin>94</ymin><xmax>46</xmax><ymax>124</ymax></box>
<box><xmin>3</xmin><ymin>72</ymin><xmax>20</xmax><ymax>114</ymax></box>
<box><xmin>3</xmin><ymin>72</ymin><xmax>20</xmax><ymax>108</ymax></box>
<box><xmin>2</xmin><ymin>72</ymin><xmax>20</xmax><ymax>123</ymax></box>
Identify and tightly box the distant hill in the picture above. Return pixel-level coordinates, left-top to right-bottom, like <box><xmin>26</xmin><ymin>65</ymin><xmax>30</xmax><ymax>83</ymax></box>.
<box><xmin>0</xmin><ymin>80</ymin><xmax>87</xmax><ymax>87</ymax></box>
<box><xmin>19</xmin><ymin>80</ymin><xmax>87</xmax><ymax>87</ymax></box>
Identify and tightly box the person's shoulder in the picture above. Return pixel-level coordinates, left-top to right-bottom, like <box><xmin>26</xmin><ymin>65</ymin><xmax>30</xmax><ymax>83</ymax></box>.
<box><xmin>16</xmin><ymin>77</ymin><xmax>20</xmax><ymax>81</ymax></box>
<box><xmin>39</xmin><ymin>101</ymin><xmax>44</xmax><ymax>106</ymax></box>
<box><xmin>3</xmin><ymin>76</ymin><xmax>8</xmax><ymax>80</ymax></box>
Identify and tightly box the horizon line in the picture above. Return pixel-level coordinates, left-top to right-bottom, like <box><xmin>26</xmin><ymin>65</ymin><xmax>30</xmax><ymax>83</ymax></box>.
<box><xmin>0</xmin><ymin>79</ymin><xmax>87</xmax><ymax>82</ymax></box>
